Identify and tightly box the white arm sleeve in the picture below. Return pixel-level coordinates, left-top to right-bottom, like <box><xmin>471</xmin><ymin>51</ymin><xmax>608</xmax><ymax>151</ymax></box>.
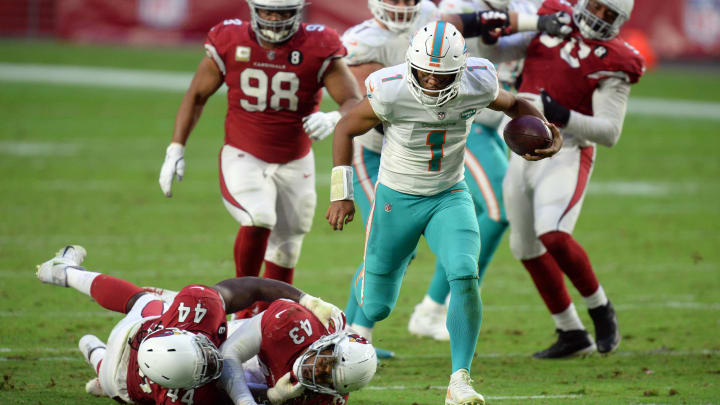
<box><xmin>565</xmin><ymin>77</ymin><xmax>631</xmax><ymax>147</ymax></box>
<box><xmin>218</xmin><ymin>314</ymin><xmax>264</xmax><ymax>405</ymax></box>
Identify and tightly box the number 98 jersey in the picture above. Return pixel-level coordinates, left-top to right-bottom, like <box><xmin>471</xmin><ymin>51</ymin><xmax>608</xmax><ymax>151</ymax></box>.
<box><xmin>205</xmin><ymin>20</ymin><xmax>346</xmax><ymax>164</ymax></box>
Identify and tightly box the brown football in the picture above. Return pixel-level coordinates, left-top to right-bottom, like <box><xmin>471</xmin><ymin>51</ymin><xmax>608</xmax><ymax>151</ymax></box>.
<box><xmin>503</xmin><ymin>115</ymin><xmax>552</xmax><ymax>156</ymax></box>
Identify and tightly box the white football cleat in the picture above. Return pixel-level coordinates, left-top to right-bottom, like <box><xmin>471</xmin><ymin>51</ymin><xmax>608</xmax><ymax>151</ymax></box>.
<box><xmin>408</xmin><ymin>302</ymin><xmax>450</xmax><ymax>341</ymax></box>
<box><xmin>445</xmin><ymin>369</ymin><xmax>485</xmax><ymax>405</ymax></box>
<box><xmin>56</xmin><ymin>245</ymin><xmax>87</xmax><ymax>266</ymax></box>
<box><xmin>78</xmin><ymin>334</ymin><xmax>106</xmax><ymax>365</ymax></box>
<box><xmin>36</xmin><ymin>245</ymin><xmax>87</xmax><ymax>287</ymax></box>
<box><xmin>85</xmin><ymin>377</ymin><xmax>105</xmax><ymax>397</ymax></box>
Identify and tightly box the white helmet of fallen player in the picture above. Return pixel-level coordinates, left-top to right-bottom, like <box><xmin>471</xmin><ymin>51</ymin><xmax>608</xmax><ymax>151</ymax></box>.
<box><xmin>368</xmin><ymin>0</ymin><xmax>422</xmax><ymax>33</ymax></box>
<box><xmin>247</xmin><ymin>0</ymin><xmax>305</xmax><ymax>43</ymax></box>
<box><xmin>294</xmin><ymin>332</ymin><xmax>377</xmax><ymax>395</ymax></box>
<box><xmin>573</xmin><ymin>0</ymin><xmax>633</xmax><ymax>41</ymax></box>
<box><xmin>406</xmin><ymin>20</ymin><xmax>468</xmax><ymax>108</ymax></box>
<box><xmin>137</xmin><ymin>328</ymin><xmax>223</xmax><ymax>389</ymax></box>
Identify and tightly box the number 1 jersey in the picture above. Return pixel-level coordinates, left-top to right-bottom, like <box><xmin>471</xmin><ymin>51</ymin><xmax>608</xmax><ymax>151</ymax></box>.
<box><xmin>205</xmin><ymin>21</ymin><xmax>346</xmax><ymax>164</ymax></box>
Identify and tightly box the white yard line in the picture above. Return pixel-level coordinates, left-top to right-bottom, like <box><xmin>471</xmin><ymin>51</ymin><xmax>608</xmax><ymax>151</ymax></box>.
<box><xmin>2</xmin><ymin>300</ymin><xmax>717</xmax><ymax>315</ymax></box>
<box><xmin>1</xmin><ymin>62</ymin><xmax>720</xmax><ymax>119</ymax></box>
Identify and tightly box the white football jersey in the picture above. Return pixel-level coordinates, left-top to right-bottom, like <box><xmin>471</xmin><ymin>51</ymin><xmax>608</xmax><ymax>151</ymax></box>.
<box><xmin>365</xmin><ymin>59</ymin><xmax>499</xmax><ymax>196</ymax></box>
<box><xmin>342</xmin><ymin>0</ymin><xmax>439</xmax><ymax>152</ymax></box>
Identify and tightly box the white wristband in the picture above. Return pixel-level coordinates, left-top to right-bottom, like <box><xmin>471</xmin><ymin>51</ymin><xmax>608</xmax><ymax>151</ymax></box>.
<box><xmin>516</xmin><ymin>13</ymin><xmax>539</xmax><ymax>32</ymax></box>
<box><xmin>330</xmin><ymin>165</ymin><xmax>354</xmax><ymax>201</ymax></box>
<box><xmin>167</xmin><ymin>142</ymin><xmax>185</xmax><ymax>156</ymax></box>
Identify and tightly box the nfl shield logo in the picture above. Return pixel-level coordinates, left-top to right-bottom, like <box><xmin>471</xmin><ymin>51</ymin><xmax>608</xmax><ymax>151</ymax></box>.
<box><xmin>437</xmin><ymin>111</ymin><xmax>446</xmax><ymax>120</ymax></box>
<box><xmin>267</xmin><ymin>50</ymin><xmax>276</xmax><ymax>60</ymax></box>
<box><xmin>384</xmin><ymin>203</ymin><xmax>392</xmax><ymax>212</ymax></box>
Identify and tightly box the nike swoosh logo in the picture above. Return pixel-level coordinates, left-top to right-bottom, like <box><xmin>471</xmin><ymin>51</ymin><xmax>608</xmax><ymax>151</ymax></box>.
<box><xmin>275</xmin><ymin>309</ymin><xmax>288</xmax><ymax>318</ymax></box>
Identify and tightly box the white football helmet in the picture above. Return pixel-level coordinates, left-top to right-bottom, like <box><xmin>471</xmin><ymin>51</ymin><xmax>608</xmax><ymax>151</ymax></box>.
<box><xmin>573</xmin><ymin>0</ymin><xmax>633</xmax><ymax>41</ymax></box>
<box><xmin>294</xmin><ymin>332</ymin><xmax>377</xmax><ymax>395</ymax></box>
<box><xmin>406</xmin><ymin>21</ymin><xmax>467</xmax><ymax>108</ymax></box>
<box><xmin>247</xmin><ymin>0</ymin><xmax>305</xmax><ymax>43</ymax></box>
<box><xmin>368</xmin><ymin>0</ymin><xmax>422</xmax><ymax>33</ymax></box>
<box><xmin>137</xmin><ymin>328</ymin><xmax>223</xmax><ymax>389</ymax></box>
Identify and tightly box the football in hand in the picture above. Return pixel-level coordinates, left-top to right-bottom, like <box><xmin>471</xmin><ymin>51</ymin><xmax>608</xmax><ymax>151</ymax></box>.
<box><xmin>503</xmin><ymin>115</ymin><xmax>552</xmax><ymax>156</ymax></box>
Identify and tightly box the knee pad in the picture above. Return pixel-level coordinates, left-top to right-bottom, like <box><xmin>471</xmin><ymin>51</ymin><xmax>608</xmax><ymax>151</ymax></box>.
<box><xmin>265</xmin><ymin>234</ymin><xmax>304</xmax><ymax>268</ymax></box>
<box><xmin>223</xmin><ymin>199</ymin><xmax>276</xmax><ymax>228</ymax></box>
<box><xmin>444</xmin><ymin>253</ymin><xmax>479</xmax><ymax>282</ymax></box>
<box><xmin>509</xmin><ymin>230</ymin><xmax>546</xmax><ymax>260</ymax></box>
<box><xmin>361</xmin><ymin>301</ymin><xmax>392</xmax><ymax>322</ymax></box>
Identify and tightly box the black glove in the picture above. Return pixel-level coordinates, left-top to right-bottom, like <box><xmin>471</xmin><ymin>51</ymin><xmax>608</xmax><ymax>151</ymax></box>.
<box><xmin>537</xmin><ymin>11</ymin><xmax>572</xmax><ymax>37</ymax></box>
<box><xmin>479</xmin><ymin>10</ymin><xmax>512</xmax><ymax>45</ymax></box>
<box><xmin>541</xmin><ymin>89</ymin><xmax>570</xmax><ymax>127</ymax></box>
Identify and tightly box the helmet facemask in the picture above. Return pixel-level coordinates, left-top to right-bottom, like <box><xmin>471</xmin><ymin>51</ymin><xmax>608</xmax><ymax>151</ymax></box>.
<box><xmin>294</xmin><ymin>332</ymin><xmax>377</xmax><ymax>396</ymax></box>
<box><xmin>368</xmin><ymin>0</ymin><xmax>422</xmax><ymax>33</ymax></box>
<box><xmin>573</xmin><ymin>0</ymin><xmax>631</xmax><ymax>41</ymax></box>
<box><xmin>247</xmin><ymin>0</ymin><xmax>304</xmax><ymax>43</ymax></box>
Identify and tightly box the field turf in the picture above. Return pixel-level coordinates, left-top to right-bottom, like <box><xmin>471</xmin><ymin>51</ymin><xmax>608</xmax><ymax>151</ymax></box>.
<box><xmin>1</xmin><ymin>40</ymin><xmax>719</xmax><ymax>404</ymax></box>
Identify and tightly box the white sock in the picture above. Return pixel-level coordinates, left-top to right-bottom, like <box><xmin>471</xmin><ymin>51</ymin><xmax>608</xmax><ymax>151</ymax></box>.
<box><xmin>66</xmin><ymin>267</ymin><xmax>100</xmax><ymax>296</ymax></box>
<box><xmin>421</xmin><ymin>295</ymin><xmax>445</xmax><ymax>312</ymax></box>
<box><xmin>583</xmin><ymin>285</ymin><xmax>608</xmax><ymax>309</ymax></box>
<box><xmin>89</xmin><ymin>347</ymin><xmax>106</xmax><ymax>373</ymax></box>
<box><xmin>350</xmin><ymin>323</ymin><xmax>373</xmax><ymax>342</ymax></box>
<box><xmin>552</xmin><ymin>303</ymin><xmax>585</xmax><ymax>331</ymax></box>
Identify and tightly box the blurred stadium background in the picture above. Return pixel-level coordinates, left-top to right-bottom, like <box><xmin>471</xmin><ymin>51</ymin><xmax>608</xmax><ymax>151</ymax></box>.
<box><xmin>1</xmin><ymin>1</ymin><xmax>719</xmax><ymax>404</ymax></box>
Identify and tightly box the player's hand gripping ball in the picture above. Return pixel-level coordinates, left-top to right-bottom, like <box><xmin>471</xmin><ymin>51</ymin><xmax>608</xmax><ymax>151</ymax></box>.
<box><xmin>503</xmin><ymin>115</ymin><xmax>553</xmax><ymax>157</ymax></box>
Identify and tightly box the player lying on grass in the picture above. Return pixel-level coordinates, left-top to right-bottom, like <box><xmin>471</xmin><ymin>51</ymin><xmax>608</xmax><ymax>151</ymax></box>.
<box><xmin>36</xmin><ymin>245</ymin><xmax>375</xmax><ymax>405</ymax></box>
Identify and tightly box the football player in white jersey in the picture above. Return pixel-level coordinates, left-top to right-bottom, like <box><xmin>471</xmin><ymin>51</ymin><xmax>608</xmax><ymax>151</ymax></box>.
<box><xmin>333</xmin><ymin>0</ymin><xmax>572</xmax><ymax>352</ymax></box>
<box><xmin>326</xmin><ymin>22</ymin><xmax>561</xmax><ymax>404</ymax></box>
<box><xmin>407</xmin><ymin>0</ymin><xmax>549</xmax><ymax>341</ymax></box>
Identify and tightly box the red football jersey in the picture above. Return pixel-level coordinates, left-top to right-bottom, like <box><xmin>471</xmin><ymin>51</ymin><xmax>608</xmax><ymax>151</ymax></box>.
<box><xmin>259</xmin><ymin>300</ymin><xmax>348</xmax><ymax>405</ymax></box>
<box><xmin>205</xmin><ymin>21</ymin><xmax>346</xmax><ymax>164</ymax></box>
<box><xmin>518</xmin><ymin>0</ymin><xmax>645</xmax><ymax>115</ymax></box>
<box><xmin>126</xmin><ymin>285</ymin><xmax>231</xmax><ymax>405</ymax></box>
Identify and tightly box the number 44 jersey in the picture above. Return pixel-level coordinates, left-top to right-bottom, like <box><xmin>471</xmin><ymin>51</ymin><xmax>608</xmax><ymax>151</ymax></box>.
<box><xmin>126</xmin><ymin>285</ymin><xmax>231</xmax><ymax>404</ymax></box>
<box><xmin>205</xmin><ymin>20</ymin><xmax>346</xmax><ymax>164</ymax></box>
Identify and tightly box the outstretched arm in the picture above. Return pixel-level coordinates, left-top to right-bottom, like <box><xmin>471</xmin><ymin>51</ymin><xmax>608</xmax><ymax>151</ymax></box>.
<box><xmin>213</xmin><ymin>277</ymin><xmax>302</xmax><ymax>313</ymax></box>
<box><xmin>213</xmin><ymin>277</ymin><xmax>344</xmax><ymax>331</ymax></box>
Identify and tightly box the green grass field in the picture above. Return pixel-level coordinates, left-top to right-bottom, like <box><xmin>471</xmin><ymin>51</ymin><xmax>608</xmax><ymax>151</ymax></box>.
<box><xmin>1</xmin><ymin>40</ymin><xmax>719</xmax><ymax>405</ymax></box>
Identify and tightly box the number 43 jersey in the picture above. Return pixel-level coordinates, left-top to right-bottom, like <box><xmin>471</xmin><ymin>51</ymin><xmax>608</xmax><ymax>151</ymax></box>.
<box><xmin>366</xmin><ymin>59</ymin><xmax>499</xmax><ymax>196</ymax></box>
<box><xmin>258</xmin><ymin>300</ymin><xmax>347</xmax><ymax>405</ymax></box>
<box><xmin>205</xmin><ymin>20</ymin><xmax>346</xmax><ymax>164</ymax></box>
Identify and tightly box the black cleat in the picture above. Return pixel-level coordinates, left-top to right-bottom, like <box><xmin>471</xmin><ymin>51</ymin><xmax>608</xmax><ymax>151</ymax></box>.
<box><xmin>588</xmin><ymin>301</ymin><xmax>621</xmax><ymax>354</ymax></box>
<box><xmin>533</xmin><ymin>329</ymin><xmax>596</xmax><ymax>359</ymax></box>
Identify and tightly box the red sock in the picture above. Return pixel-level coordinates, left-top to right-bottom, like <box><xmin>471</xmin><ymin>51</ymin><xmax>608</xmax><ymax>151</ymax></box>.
<box><xmin>234</xmin><ymin>226</ymin><xmax>271</xmax><ymax>277</ymax></box>
<box><xmin>89</xmin><ymin>274</ymin><xmax>144</xmax><ymax>314</ymax></box>
<box><xmin>522</xmin><ymin>253</ymin><xmax>572</xmax><ymax>314</ymax></box>
<box><xmin>263</xmin><ymin>260</ymin><xmax>294</xmax><ymax>284</ymax></box>
<box><xmin>539</xmin><ymin>231</ymin><xmax>599</xmax><ymax>297</ymax></box>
